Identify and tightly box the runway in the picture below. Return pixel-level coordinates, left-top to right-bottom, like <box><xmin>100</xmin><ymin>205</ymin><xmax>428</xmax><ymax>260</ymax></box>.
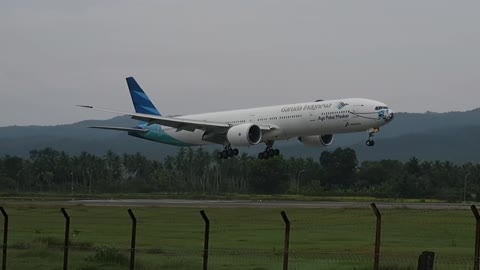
<box><xmin>64</xmin><ymin>199</ymin><xmax>475</xmax><ymax>210</ymax></box>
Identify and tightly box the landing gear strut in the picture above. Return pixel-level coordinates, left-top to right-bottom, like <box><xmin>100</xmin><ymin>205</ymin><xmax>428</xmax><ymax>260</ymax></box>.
<box><xmin>366</xmin><ymin>128</ymin><xmax>379</xmax><ymax>147</ymax></box>
<box><xmin>258</xmin><ymin>141</ymin><xmax>280</xmax><ymax>160</ymax></box>
<box><xmin>217</xmin><ymin>145</ymin><xmax>239</xmax><ymax>159</ymax></box>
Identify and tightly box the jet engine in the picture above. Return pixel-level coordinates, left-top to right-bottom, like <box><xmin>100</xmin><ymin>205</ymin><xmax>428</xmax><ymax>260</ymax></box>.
<box><xmin>297</xmin><ymin>134</ymin><xmax>334</xmax><ymax>147</ymax></box>
<box><xmin>226</xmin><ymin>123</ymin><xmax>262</xmax><ymax>146</ymax></box>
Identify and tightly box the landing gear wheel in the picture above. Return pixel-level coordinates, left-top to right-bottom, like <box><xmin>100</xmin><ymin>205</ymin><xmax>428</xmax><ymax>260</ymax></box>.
<box><xmin>366</xmin><ymin>128</ymin><xmax>379</xmax><ymax>147</ymax></box>
<box><xmin>258</xmin><ymin>140</ymin><xmax>278</xmax><ymax>160</ymax></box>
<box><xmin>218</xmin><ymin>144</ymin><xmax>239</xmax><ymax>159</ymax></box>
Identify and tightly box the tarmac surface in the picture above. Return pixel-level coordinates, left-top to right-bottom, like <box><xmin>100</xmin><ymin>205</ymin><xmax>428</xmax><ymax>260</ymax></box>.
<box><xmin>62</xmin><ymin>199</ymin><xmax>475</xmax><ymax>210</ymax></box>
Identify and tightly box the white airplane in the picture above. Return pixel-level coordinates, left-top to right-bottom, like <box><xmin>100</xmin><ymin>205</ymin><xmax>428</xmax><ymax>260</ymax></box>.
<box><xmin>79</xmin><ymin>77</ymin><xmax>394</xmax><ymax>159</ymax></box>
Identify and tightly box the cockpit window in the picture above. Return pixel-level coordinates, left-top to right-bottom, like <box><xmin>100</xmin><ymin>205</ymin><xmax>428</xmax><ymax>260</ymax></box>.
<box><xmin>375</xmin><ymin>106</ymin><xmax>388</xmax><ymax>110</ymax></box>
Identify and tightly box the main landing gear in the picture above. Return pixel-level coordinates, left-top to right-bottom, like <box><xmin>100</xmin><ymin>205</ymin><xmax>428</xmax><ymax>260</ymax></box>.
<box><xmin>217</xmin><ymin>145</ymin><xmax>239</xmax><ymax>159</ymax></box>
<box><xmin>366</xmin><ymin>128</ymin><xmax>380</xmax><ymax>147</ymax></box>
<box><xmin>258</xmin><ymin>141</ymin><xmax>280</xmax><ymax>160</ymax></box>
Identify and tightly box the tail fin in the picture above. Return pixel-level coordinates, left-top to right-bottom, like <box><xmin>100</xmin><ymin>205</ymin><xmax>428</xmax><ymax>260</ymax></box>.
<box><xmin>126</xmin><ymin>77</ymin><xmax>161</xmax><ymax>116</ymax></box>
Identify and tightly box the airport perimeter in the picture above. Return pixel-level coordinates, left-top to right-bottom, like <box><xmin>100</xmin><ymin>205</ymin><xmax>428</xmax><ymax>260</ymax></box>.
<box><xmin>0</xmin><ymin>200</ymin><xmax>478</xmax><ymax>270</ymax></box>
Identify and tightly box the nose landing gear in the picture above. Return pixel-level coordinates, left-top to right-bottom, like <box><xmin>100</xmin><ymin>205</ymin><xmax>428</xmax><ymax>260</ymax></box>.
<box><xmin>258</xmin><ymin>141</ymin><xmax>280</xmax><ymax>159</ymax></box>
<box><xmin>366</xmin><ymin>128</ymin><xmax>380</xmax><ymax>147</ymax></box>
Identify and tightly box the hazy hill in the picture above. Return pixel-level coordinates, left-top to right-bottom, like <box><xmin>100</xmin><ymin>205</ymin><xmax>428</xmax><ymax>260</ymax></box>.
<box><xmin>351</xmin><ymin>125</ymin><xmax>480</xmax><ymax>162</ymax></box>
<box><xmin>1</xmin><ymin>109</ymin><xmax>480</xmax><ymax>162</ymax></box>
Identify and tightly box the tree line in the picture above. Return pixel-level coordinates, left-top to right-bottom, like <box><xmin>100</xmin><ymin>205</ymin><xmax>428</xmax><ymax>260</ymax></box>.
<box><xmin>0</xmin><ymin>147</ymin><xmax>478</xmax><ymax>201</ymax></box>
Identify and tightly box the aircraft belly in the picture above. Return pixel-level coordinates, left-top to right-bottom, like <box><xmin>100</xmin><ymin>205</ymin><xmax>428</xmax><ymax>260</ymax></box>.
<box><xmin>262</xmin><ymin>128</ymin><xmax>288</xmax><ymax>141</ymax></box>
<box><xmin>165</xmin><ymin>129</ymin><xmax>210</xmax><ymax>146</ymax></box>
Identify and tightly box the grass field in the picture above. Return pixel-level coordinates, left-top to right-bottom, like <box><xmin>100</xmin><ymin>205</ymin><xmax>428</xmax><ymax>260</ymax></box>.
<box><xmin>0</xmin><ymin>202</ymin><xmax>476</xmax><ymax>270</ymax></box>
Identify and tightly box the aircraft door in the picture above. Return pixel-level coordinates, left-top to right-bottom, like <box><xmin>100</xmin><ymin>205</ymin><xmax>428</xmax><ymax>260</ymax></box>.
<box><xmin>308</xmin><ymin>111</ymin><xmax>320</xmax><ymax>131</ymax></box>
<box><xmin>309</xmin><ymin>111</ymin><xmax>317</xmax><ymax>122</ymax></box>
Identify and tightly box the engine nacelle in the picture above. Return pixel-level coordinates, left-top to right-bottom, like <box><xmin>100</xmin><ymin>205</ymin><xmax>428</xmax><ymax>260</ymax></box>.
<box><xmin>226</xmin><ymin>123</ymin><xmax>262</xmax><ymax>146</ymax></box>
<box><xmin>298</xmin><ymin>134</ymin><xmax>334</xmax><ymax>147</ymax></box>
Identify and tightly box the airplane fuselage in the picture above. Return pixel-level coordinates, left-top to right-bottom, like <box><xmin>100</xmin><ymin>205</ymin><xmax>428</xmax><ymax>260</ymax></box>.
<box><xmin>82</xmin><ymin>77</ymin><xmax>394</xmax><ymax>159</ymax></box>
<box><xmin>132</xmin><ymin>98</ymin><xmax>394</xmax><ymax>147</ymax></box>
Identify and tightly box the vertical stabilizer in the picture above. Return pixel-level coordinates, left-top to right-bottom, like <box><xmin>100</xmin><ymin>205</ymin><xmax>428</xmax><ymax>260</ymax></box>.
<box><xmin>126</xmin><ymin>77</ymin><xmax>161</xmax><ymax>116</ymax></box>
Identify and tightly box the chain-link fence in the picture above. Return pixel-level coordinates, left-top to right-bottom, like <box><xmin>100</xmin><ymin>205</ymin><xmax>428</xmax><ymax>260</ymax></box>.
<box><xmin>0</xmin><ymin>204</ymin><xmax>477</xmax><ymax>270</ymax></box>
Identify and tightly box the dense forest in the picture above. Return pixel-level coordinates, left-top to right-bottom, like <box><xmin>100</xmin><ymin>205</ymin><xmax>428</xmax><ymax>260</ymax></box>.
<box><xmin>0</xmin><ymin>147</ymin><xmax>478</xmax><ymax>201</ymax></box>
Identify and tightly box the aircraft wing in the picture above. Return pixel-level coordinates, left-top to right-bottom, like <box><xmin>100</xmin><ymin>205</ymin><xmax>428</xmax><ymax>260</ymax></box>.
<box><xmin>88</xmin><ymin>126</ymin><xmax>149</xmax><ymax>133</ymax></box>
<box><xmin>78</xmin><ymin>105</ymin><xmax>274</xmax><ymax>133</ymax></box>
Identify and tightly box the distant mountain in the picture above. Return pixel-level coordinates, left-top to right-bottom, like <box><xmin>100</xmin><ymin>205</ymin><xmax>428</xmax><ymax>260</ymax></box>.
<box><xmin>350</xmin><ymin>125</ymin><xmax>480</xmax><ymax>162</ymax></box>
<box><xmin>1</xmin><ymin>109</ymin><xmax>480</xmax><ymax>162</ymax></box>
<box><xmin>0</xmin><ymin>117</ymin><xmax>179</xmax><ymax>160</ymax></box>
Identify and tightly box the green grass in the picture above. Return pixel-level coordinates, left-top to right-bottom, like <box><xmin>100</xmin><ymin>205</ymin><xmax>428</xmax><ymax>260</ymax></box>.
<box><xmin>0</xmin><ymin>203</ymin><xmax>475</xmax><ymax>270</ymax></box>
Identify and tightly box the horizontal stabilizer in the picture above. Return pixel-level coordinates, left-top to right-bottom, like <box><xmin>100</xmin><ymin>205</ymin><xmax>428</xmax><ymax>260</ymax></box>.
<box><xmin>88</xmin><ymin>126</ymin><xmax>149</xmax><ymax>133</ymax></box>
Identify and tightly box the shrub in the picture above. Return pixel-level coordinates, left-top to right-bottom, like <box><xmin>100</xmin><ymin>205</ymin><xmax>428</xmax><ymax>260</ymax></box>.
<box><xmin>86</xmin><ymin>245</ymin><xmax>129</xmax><ymax>265</ymax></box>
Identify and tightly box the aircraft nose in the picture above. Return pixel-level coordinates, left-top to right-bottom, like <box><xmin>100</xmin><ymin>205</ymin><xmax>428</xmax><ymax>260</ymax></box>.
<box><xmin>386</xmin><ymin>110</ymin><xmax>395</xmax><ymax>121</ymax></box>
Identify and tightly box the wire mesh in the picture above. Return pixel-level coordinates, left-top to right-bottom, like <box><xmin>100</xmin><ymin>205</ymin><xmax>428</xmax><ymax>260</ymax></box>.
<box><xmin>0</xmin><ymin>204</ymin><xmax>476</xmax><ymax>270</ymax></box>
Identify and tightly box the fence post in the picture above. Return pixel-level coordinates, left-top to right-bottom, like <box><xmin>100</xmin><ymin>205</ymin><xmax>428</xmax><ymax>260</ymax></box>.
<box><xmin>200</xmin><ymin>210</ymin><xmax>210</xmax><ymax>270</ymax></box>
<box><xmin>417</xmin><ymin>251</ymin><xmax>435</xmax><ymax>270</ymax></box>
<box><xmin>281</xmin><ymin>211</ymin><xmax>290</xmax><ymax>270</ymax></box>
<box><xmin>472</xmin><ymin>205</ymin><xmax>480</xmax><ymax>270</ymax></box>
<box><xmin>60</xmin><ymin>208</ymin><xmax>70</xmax><ymax>270</ymax></box>
<box><xmin>127</xmin><ymin>209</ymin><xmax>137</xmax><ymax>270</ymax></box>
<box><xmin>370</xmin><ymin>203</ymin><xmax>382</xmax><ymax>270</ymax></box>
<box><xmin>1</xmin><ymin>207</ymin><xmax>8</xmax><ymax>270</ymax></box>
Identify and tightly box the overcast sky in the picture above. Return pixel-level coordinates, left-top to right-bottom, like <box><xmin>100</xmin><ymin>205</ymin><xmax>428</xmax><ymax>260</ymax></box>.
<box><xmin>1</xmin><ymin>0</ymin><xmax>479</xmax><ymax>126</ymax></box>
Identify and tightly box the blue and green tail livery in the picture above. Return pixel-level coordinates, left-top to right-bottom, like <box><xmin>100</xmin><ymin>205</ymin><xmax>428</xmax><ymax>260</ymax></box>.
<box><xmin>126</xmin><ymin>77</ymin><xmax>161</xmax><ymax>116</ymax></box>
